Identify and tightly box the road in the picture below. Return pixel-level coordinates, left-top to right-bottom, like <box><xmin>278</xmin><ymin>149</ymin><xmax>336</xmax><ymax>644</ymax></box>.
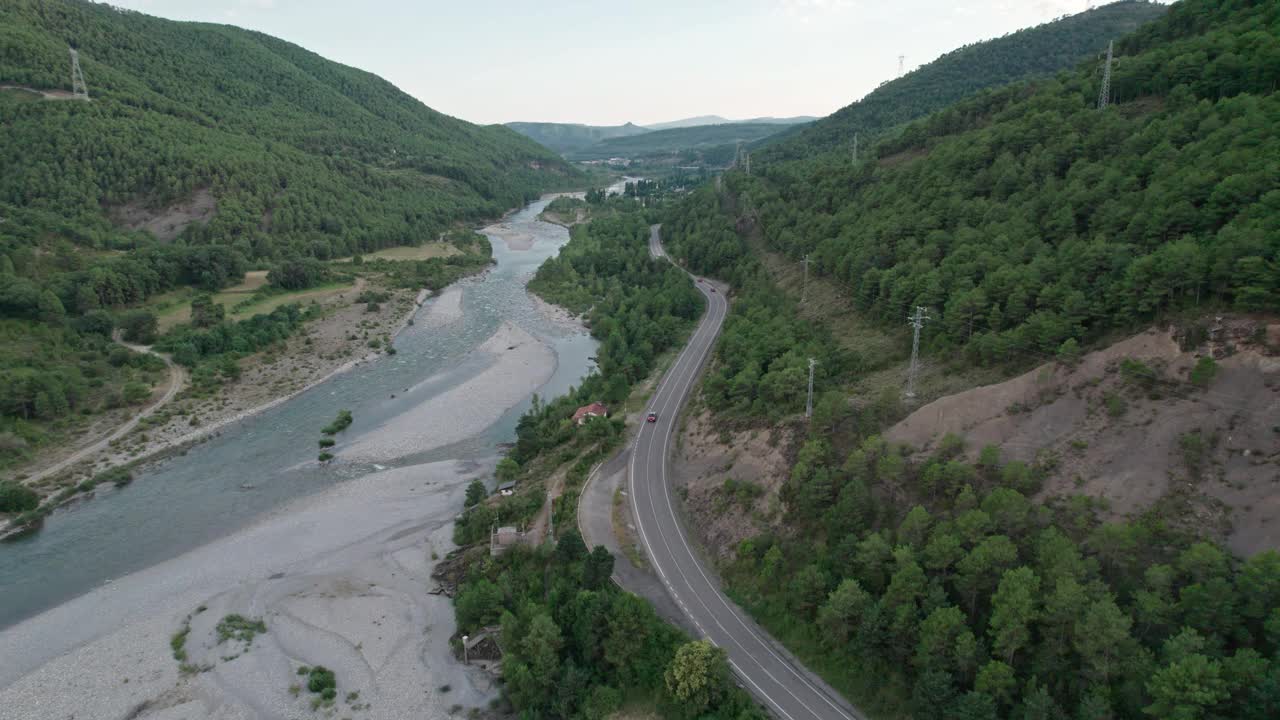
<box><xmin>631</xmin><ymin>225</ymin><xmax>863</xmax><ymax>720</ymax></box>
<box><xmin>22</xmin><ymin>334</ymin><xmax>187</xmax><ymax>486</ymax></box>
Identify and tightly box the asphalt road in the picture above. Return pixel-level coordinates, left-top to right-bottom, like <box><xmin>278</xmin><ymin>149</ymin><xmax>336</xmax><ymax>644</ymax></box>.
<box><xmin>631</xmin><ymin>225</ymin><xmax>863</xmax><ymax>720</ymax></box>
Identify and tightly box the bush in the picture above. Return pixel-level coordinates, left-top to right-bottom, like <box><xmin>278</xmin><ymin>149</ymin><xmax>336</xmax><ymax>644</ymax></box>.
<box><xmin>119</xmin><ymin>309</ymin><xmax>159</xmax><ymax>344</ymax></box>
<box><xmin>1189</xmin><ymin>356</ymin><xmax>1218</xmax><ymax>388</ymax></box>
<box><xmin>321</xmin><ymin>409</ymin><xmax>353</xmax><ymax>435</ymax></box>
<box><xmin>0</xmin><ymin>481</ymin><xmax>39</xmax><ymax>512</ymax></box>
<box><xmin>123</xmin><ymin>381</ymin><xmax>152</xmax><ymax>405</ymax></box>
<box><xmin>94</xmin><ymin>467</ymin><xmax>133</xmax><ymax>488</ymax></box>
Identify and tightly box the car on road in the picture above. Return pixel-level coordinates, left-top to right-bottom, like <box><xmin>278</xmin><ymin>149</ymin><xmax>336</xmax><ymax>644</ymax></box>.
<box><xmin>647</xmin><ymin>411</ymin><xmax>658</xmax><ymax>423</ymax></box>
<box><xmin>710</xmin><ymin>287</ymin><xmax>716</xmax><ymax>293</ymax></box>
<box><xmin>697</xmin><ymin>277</ymin><xmax>704</xmax><ymax>282</ymax></box>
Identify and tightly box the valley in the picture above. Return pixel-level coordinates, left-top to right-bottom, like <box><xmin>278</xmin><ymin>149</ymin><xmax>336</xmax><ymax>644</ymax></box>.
<box><xmin>3</xmin><ymin>0</ymin><xmax>1280</xmax><ymax>719</ymax></box>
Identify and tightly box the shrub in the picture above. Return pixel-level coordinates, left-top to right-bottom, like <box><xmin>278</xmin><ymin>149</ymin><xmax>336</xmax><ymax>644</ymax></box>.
<box><xmin>1189</xmin><ymin>356</ymin><xmax>1218</xmax><ymax>388</ymax></box>
<box><xmin>0</xmin><ymin>481</ymin><xmax>40</xmax><ymax>513</ymax></box>
<box><xmin>123</xmin><ymin>382</ymin><xmax>152</xmax><ymax>405</ymax></box>
<box><xmin>119</xmin><ymin>309</ymin><xmax>159</xmax><ymax>344</ymax></box>
<box><xmin>321</xmin><ymin>410</ymin><xmax>353</xmax><ymax>435</ymax></box>
<box><xmin>216</xmin><ymin>614</ymin><xmax>266</xmax><ymax>644</ymax></box>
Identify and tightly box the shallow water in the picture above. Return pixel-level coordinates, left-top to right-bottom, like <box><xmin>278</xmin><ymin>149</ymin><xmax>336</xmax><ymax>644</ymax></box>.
<box><xmin>0</xmin><ymin>194</ymin><xmax>600</xmax><ymax>629</ymax></box>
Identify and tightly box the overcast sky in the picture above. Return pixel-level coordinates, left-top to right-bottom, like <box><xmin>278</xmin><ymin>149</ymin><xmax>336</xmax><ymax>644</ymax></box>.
<box><xmin>106</xmin><ymin>0</ymin><xmax>1165</xmax><ymax>126</ymax></box>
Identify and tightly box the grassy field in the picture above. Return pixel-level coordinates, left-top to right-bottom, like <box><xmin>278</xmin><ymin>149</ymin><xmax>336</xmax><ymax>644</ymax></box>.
<box><xmin>334</xmin><ymin>242</ymin><xmax>459</xmax><ymax>262</ymax></box>
<box><xmin>152</xmin><ymin>271</ymin><xmax>356</xmax><ymax>331</ymax></box>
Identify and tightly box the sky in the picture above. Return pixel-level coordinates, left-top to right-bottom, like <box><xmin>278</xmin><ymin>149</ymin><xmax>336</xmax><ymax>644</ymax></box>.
<box><xmin>106</xmin><ymin>0</ymin><xmax>1165</xmax><ymax>126</ymax></box>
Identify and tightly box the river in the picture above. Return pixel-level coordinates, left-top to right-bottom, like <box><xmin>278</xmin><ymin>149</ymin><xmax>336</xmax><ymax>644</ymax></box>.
<box><xmin>0</xmin><ymin>192</ymin><xmax>603</xmax><ymax>631</ymax></box>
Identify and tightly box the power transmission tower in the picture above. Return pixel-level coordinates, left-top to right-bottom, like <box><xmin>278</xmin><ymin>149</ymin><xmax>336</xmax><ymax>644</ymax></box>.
<box><xmin>852</xmin><ymin>132</ymin><xmax>858</xmax><ymax>164</ymax></box>
<box><xmin>805</xmin><ymin>358</ymin><xmax>817</xmax><ymax>420</ymax></box>
<box><xmin>1098</xmin><ymin>40</ymin><xmax>1113</xmax><ymax>110</ymax></box>
<box><xmin>801</xmin><ymin>254</ymin><xmax>811</xmax><ymax>305</ymax></box>
<box><xmin>69</xmin><ymin>47</ymin><xmax>89</xmax><ymax>100</ymax></box>
<box><xmin>898</xmin><ymin>55</ymin><xmax>905</xmax><ymax>77</ymax></box>
<box><xmin>745</xmin><ymin>152</ymin><xmax>751</xmax><ymax>176</ymax></box>
<box><xmin>905</xmin><ymin>306</ymin><xmax>931</xmax><ymax>399</ymax></box>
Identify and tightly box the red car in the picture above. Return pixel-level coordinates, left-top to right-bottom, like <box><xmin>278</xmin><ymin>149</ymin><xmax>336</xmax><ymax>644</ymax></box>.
<box><xmin>647</xmin><ymin>412</ymin><xmax>658</xmax><ymax>423</ymax></box>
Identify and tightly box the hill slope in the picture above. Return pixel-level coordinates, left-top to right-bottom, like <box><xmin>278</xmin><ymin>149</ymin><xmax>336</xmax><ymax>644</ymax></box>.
<box><xmin>568</xmin><ymin>122</ymin><xmax>803</xmax><ymax>162</ymax></box>
<box><xmin>505</xmin><ymin>121</ymin><xmax>650</xmax><ymax>154</ymax></box>
<box><xmin>1</xmin><ymin>0</ymin><xmax>574</xmax><ymax>262</ymax></box>
<box><xmin>759</xmin><ymin>0</ymin><xmax>1168</xmax><ymax>161</ymax></box>
<box><xmin>660</xmin><ymin>1</ymin><xmax>1280</xmax><ymax>717</ymax></box>
<box><xmin>0</xmin><ymin>0</ymin><xmax>574</xmax><ymax>476</ymax></box>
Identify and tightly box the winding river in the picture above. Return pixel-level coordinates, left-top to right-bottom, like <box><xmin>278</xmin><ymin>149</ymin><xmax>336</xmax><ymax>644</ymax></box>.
<box><xmin>0</xmin><ymin>192</ymin><xmax>601</xmax><ymax>630</ymax></box>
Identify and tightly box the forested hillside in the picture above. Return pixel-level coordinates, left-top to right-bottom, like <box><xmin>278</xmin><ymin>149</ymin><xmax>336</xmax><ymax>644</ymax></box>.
<box><xmin>759</xmin><ymin>0</ymin><xmax>1167</xmax><ymax>162</ymax></box>
<box><xmin>568</xmin><ymin>122</ymin><xmax>799</xmax><ymax>161</ymax></box>
<box><xmin>506</xmin><ymin>121</ymin><xmax>650</xmax><ymax>154</ymax></box>
<box><xmin>726</xmin><ymin>0</ymin><xmax>1279</xmax><ymax>366</ymax></box>
<box><xmin>659</xmin><ymin>0</ymin><xmax>1280</xmax><ymax>717</ymax></box>
<box><xmin>0</xmin><ymin>0</ymin><xmax>573</xmax><ymax>475</ymax></box>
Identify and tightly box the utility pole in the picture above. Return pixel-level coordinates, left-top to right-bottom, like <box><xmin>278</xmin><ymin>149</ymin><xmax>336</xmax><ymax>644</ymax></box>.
<box><xmin>905</xmin><ymin>306</ymin><xmax>931</xmax><ymax>399</ymax></box>
<box><xmin>805</xmin><ymin>358</ymin><xmax>817</xmax><ymax>420</ymax></box>
<box><xmin>801</xmin><ymin>254</ymin><xmax>811</xmax><ymax>305</ymax></box>
<box><xmin>69</xmin><ymin>47</ymin><xmax>89</xmax><ymax>100</ymax></box>
<box><xmin>1098</xmin><ymin>40</ymin><xmax>1113</xmax><ymax>110</ymax></box>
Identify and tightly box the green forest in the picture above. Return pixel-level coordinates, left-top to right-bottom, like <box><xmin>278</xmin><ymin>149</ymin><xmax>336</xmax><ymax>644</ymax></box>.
<box><xmin>732</xmin><ymin>0</ymin><xmax>1278</xmax><ymax>366</ymax></box>
<box><xmin>567</xmin><ymin>122</ymin><xmax>800</xmax><ymax>162</ymax></box>
<box><xmin>453</xmin><ymin>537</ymin><xmax>763</xmax><ymax>720</ymax></box>
<box><xmin>759</xmin><ymin>1</ymin><xmax>1169</xmax><ymax>163</ymax></box>
<box><xmin>0</xmin><ymin>0</ymin><xmax>574</xmax><ymax>474</ymax></box>
<box><xmin>450</xmin><ymin>197</ymin><xmax>770</xmax><ymax>718</ymax></box>
<box><xmin>658</xmin><ymin>0</ymin><xmax>1280</xmax><ymax>718</ymax></box>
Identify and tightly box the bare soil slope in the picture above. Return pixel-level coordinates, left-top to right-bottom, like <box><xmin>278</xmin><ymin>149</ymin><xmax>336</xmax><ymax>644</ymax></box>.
<box><xmin>887</xmin><ymin>319</ymin><xmax>1280</xmax><ymax>555</ymax></box>
<box><xmin>670</xmin><ymin>408</ymin><xmax>795</xmax><ymax>559</ymax></box>
<box><xmin>113</xmin><ymin>188</ymin><xmax>217</xmax><ymax>241</ymax></box>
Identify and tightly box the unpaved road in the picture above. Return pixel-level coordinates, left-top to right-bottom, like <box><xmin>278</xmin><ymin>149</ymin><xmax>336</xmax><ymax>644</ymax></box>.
<box><xmin>21</xmin><ymin>333</ymin><xmax>187</xmax><ymax>486</ymax></box>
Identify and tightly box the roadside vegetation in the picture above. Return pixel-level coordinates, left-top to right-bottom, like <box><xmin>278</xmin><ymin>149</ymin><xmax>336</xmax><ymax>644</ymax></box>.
<box><xmin>655</xmin><ymin>2</ymin><xmax>1280</xmax><ymax>718</ymax></box>
<box><xmin>449</xmin><ymin>191</ymin><xmax>765</xmax><ymax>718</ymax></box>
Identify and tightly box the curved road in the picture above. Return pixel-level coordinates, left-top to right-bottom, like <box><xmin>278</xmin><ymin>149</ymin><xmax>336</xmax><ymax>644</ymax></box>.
<box><xmin>23</xmin><ymin>334</ymin><xmax>186</xmax><ymax>486</ymax></box>
<box><xmin>631</xmin><ymin>225</ymin><xmax>863</xmax><ymax>720</ymax></box>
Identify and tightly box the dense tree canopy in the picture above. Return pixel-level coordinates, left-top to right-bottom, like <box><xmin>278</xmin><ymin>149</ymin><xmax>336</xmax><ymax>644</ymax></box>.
<box><xmin>656</xmin><ymin>2</ymin><xmax>1280</xmax><ymax>718</ymax></box>
<box><xmin>758</xmin><ymin>1</ymin><xmax>1168</xmax><ymax>162</ymax></box>
<box><xmin>714</xmin><ymin>0</ymin><xmax>1278</xmax><ymax>365</ymax></box>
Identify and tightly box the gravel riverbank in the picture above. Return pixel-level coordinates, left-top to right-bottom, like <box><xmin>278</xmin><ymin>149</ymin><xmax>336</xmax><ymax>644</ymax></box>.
<box><xmin>0</xmin><ymin>460</ymin><xmax>496</xmax><ymax>720</ymax></box>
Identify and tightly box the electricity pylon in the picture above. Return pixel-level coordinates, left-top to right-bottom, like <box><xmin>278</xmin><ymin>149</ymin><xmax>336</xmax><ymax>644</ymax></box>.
<box><xmin>805</xmin><ymin>358</ymin><xmax>817</xmax><ymax>420</ymax></box>
<box><xmin>905</xmin><ymin>306</ymin><xmax>931</xmax><ymax>399</ymax></box>
<box><xmin>1098</xmin><ymin>40</ymin><xmax>1113</xmax><ymax>110</ymax></box>
<box><xmin>69</xmin><ymin>47</ymin><xmax>89</xmax><ymax>100</ymax></box>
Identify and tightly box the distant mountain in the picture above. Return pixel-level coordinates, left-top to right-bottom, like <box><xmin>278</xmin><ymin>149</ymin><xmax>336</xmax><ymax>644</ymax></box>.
<box><xmin>644</xmin><ymin>115</ymin><xmax>731</xmax><ymax>131</ymax></box>
<box><xmin>505</xmin><ymin>121</ymin><xmax>650</xmax><ymax>155</ymax></box>
<box><xmin>567</xmin><ymin>123</ymin><xmax>794</xmax><ymax>162</ymax></box>
<box><xmin>737</xmin><ymin>116</ymin><xmax>819</xmax><ymax>126</ymax></box>
<box><xmin>759</xmin><ymin>0</ymin><xmax>1169</xmax><ymax>161</ymax></box>
<box><xmin>645</xmin><ymin>115</ymin><xmax>816</xmax><ymax>131</ymax></box>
